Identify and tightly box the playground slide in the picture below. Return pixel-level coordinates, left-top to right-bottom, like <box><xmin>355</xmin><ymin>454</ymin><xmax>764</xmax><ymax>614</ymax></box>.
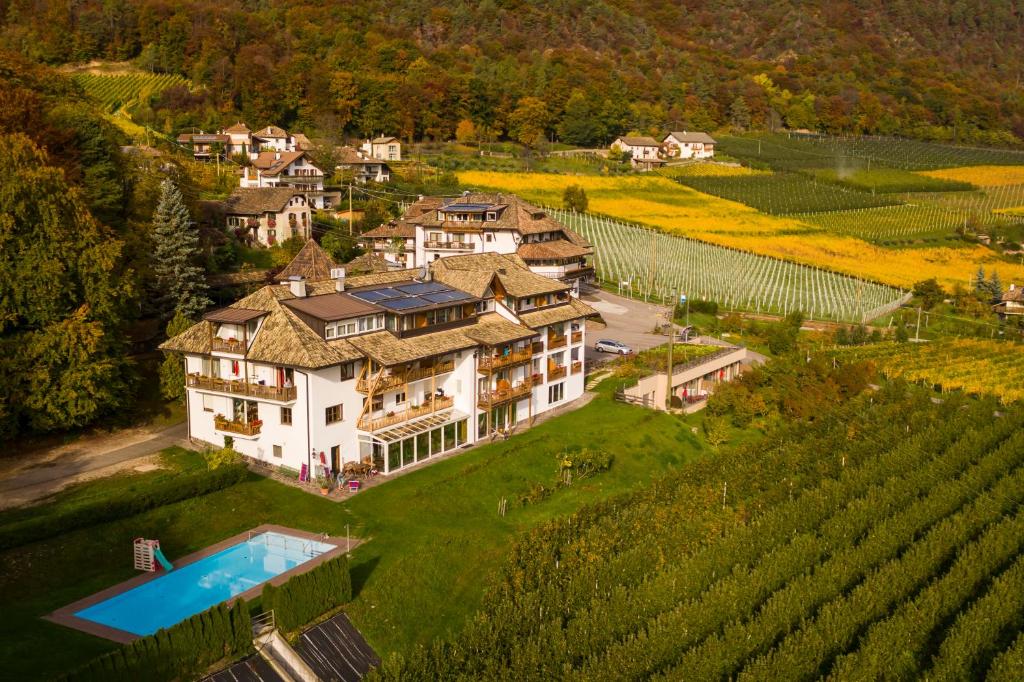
<box><xmin>153</xmin><ymin>547</ymin><xmax>173</xmax><ymax>572</ymax></box>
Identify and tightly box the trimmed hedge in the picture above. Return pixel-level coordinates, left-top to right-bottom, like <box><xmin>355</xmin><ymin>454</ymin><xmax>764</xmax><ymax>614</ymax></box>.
<box><xmin>0</xmin><ymin>463</ymin><xmax>249</xmax><ymax>551</ymax></box>
<box><xmin>59</xmin><ymin>600</ymin><xmax>252</xmax><ymax>682</ymax></box>
<box><xmin>262</xmin><ymin>553</ymin><xmax>352</xmax><ymax>632</ymax></box>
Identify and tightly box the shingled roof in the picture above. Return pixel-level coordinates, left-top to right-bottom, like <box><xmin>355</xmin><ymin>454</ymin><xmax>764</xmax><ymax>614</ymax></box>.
<box><xmin>665</xmin><ymin>131</ymin><xmax>716</xmax><ymax>144</ymax></box>
<box><xmin>616</xmin><ymin>136</ymin><xmax>660</xmax><ymax>147</ymax></box>
<box><xmin>223</xmin><ymin>122</ymin><xmax>251</xmax><ymax>134</ymax></box>
<box><xmin>430</xmin><ymin>252</ymin><xmax>567</xmax><ymax>298</ymax></box>
<box><xmin>518</xmin><ymin>297</ymin><xmax>599</xmax><ymax>328</ymax></box>
<box><xmin>254</xmin><ymin>125</ymin><xmax>288</xmax><ymax>139</ymax></box>
<box><xmin>517</xmin><ymin>239</ymin><xmax>592</xmax><ymax>261</ymax></box>
<box><xmin>252</xmin><ymin>150</ymin><xmax>317</xmax><ymax>177</ymax></box>
<box><xmin>274</xmin><ymin>239</ymin><xmax>339</xmax><ymax>282</ymax></box>
<box><xmin>401</xmin><ymin>193</ymin><xmax>570</xmax><ymax>237</ymax></box>
<box><xmin>361</xmin><ymin>220</ymin><xmax>416</xmax><ymax>239</ymax></box>
<box><xmin>223</xmin><ymin>187</ymin><xmax>304</xmax><ymax>216</ymax></box>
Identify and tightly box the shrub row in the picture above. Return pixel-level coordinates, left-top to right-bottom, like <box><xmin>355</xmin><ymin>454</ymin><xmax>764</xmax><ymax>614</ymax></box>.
<box><xmin>0</xmin><ymin>463</ymin><xmax>250</xmax><ymax>551</ymax></box>
<box><xmin>262</xmin><ymin>553</ymin><xmax>352</xmax><ymax>632</ymax></box>
<box><xmin>60</xmin><ymin>600</ymin><xmax>252</xmax><ymax>682</ymax></box>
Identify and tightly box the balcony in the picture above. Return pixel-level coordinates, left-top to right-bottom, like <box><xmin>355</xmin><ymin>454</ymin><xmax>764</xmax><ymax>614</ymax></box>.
<box><xmin>358</xmin><ymin>395</ymin><xmax>454</xmax><ymax>432</ymax></box>
<box><xmin>571</xmin><ymin>330</ymin><xmax>583</xmax><ymax>344</ymax></box>
<box><xmin>356</xmin><ymin>360</ymin><xmax>455</xmax><ymax>393</ymax></box>
<box><xmin>548</xmin><ymin>365</ymin><xmax>567</xmax><ymax>381</ymax></box>
<box><xmin>547</xmin><ymin>334</ymin><xmax>567</xmax><ymax>350</ymax></box>
<box><xmin>214</xmin><ymin>415</ymin><xmax>261</xmax><ymax>436</ymax></box>
<box><xmin>211</xmin><ymin>337</ymin><xmax>247</xmax><ymax>354</ymax></box>
<box><xmin>571</xmin><ymin>361</ymin><xmax>583</xmax><ymax>374</ymax></box>
<box><xmin>424</xmin><ymin>240</ymin><xmax>474</xmax><ymax>251</ymax></box>
<box><xmin>531</xmin><ymin>341</ymin><xmax>545</xmax><ymax>354</ymax></box>
<box><xmin>478</xmin><ymin>348</ymin><xmax>533</xmax><ymax>373</ymax></box>
<box><xmin>478</xmin><ymin>378</ymin><xmax>534</xmax><ymax>408</ymax></box>
<box><xmin>187</xmin><ymin>374</ymin><xmax>296</xmax><ymax>402</ymax></box>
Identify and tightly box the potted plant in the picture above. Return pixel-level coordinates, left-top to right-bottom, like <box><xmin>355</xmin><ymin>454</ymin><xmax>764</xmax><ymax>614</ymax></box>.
<box><xmin>315</xmin><ymin>474</ymin><xmax>330</xmax><ymax>495</ymax></box>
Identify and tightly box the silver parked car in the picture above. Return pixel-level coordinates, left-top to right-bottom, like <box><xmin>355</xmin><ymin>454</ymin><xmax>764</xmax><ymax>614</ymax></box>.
<box><xmin>595</xmin><ymin>339</ymin><xmax>633</xmax><ymax>355</ymax></box>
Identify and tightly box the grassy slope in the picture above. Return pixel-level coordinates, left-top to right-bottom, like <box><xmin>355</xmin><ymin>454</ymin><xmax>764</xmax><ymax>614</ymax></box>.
<box><xmin>0</xmin><ymin>388</ymin><xmax>730</xmax><ymax>680</ymax></box>
<box><xmin>458</xmin><ymin>170</ymin><xmax>1024</xmax><ymax>289</ymax></box>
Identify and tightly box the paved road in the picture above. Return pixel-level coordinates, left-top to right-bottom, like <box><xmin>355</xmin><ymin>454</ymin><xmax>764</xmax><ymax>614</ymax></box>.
<box><xmin>581</xmin><ymin>286</ymin><xmax>674</xmax><ymax>365</ymax></box>
<box><xmin>0</xmin><ymin>422</ymin><xmax>189</xmax><ymax>508</ymax></box>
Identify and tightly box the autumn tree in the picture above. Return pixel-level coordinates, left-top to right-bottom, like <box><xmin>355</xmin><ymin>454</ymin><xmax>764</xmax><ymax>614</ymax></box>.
<box><xmin>563</xmin><ymin>184</ymin><xmax>589</xmax><ymax>212</ymax></box>
<box><xmin>558</xmin><ymin>90</ymin><xmax>605</xmax><ymax>146</ymax></box>
<box><xmin>152</xmin><ymin>178</ymin><xmax>210</xmax><ymax>320</ymax></box>
<box><xmin>508</xmin><ymin>97</ymin><xmax>550</xmax><ymax>148</ymax></box>
<box><xmin>0</xmin><ymin>134</ymin><xmax>131</xmax><ymax>438</ymax></box>
<box><xmin>729</xmin><ymin>96</ymin><xmax>751</xmax><ymax>131</ymax></box>
<box><xmin>455</xmin><ymin>119</ymin><xmax>477</xmax><ymax>144</ymax></box>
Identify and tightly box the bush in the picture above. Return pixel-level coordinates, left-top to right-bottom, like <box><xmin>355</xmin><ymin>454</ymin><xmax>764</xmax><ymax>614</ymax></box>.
<box><xmin>59</xmin><ymin>600</ymin><xmax>252</xmax><ymax>682</ymax></box>
<box><xmin>688</xmin><ymin>299</ymin><xmax>719</xmax><ymax>315</ymax></box>
<box><xmin>203</xmin><ymin>446</ymin><xmax>241</xmax><ymax>470</ymax></box>
<box><xmin>261</xmin><ymin>553</ymin><xmax>352</xmax><ymax>632</ymax></box>
<box><xmin>557</xmin><ymin>448</ymin><xmax>614</xmax><ymax>486</ymax></box>
<box><xmin>0</xmin><ymin>463</ymin><xmax>249</xmax><ymax>551</ymax></box>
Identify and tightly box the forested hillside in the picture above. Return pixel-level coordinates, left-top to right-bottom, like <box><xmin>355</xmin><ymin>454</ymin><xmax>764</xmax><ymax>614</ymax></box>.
<box><xmin>1</xmin><ymin>0</ymin><xmax>1021</xmax><ymax>145</ymax></box>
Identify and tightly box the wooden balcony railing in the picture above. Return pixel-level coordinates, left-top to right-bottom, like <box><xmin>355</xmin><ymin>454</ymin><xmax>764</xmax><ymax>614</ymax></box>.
<box><xmin>214</xmin><ymin>415</ymin><xmax>261</xmax><ymax>436</ymax></box>
<box><xmin>531</xmin><ymin>341</ymin><xmax>545</xmax><ymax>354</ymax></box>
<box><xmin>571</xmin><ymin>361</ymin><xmax>583</xmax><ymax>374</ymax></box>
<box><xmin>358</xmin><ymin>395</ymin><xmax>454</xmax><ymax>432</ymax></box>
<box><xmin>356</xmin><ymin>360</ymin><xmax>455</xmax><ymax>393</ymax></box>
<box><xmin>188</xmin><ymin>374</ymin><xmax>297</xmax><ymax>402</ymax></box>
<box><xmin>531</xmin><ymin>372</ymin><xmax>544</xmax><ymax>384</ymax></box>
<box><xmin>424</xmin><ymin>240</ymin><xmax>474</xmax><ymax>250</ymax></box>
<box><xmin>548</xmin><ymin>365</ymin><xmax>567</xmax><ymax>381</ymax></box>
<box><xmin>478</xmin><ymin>348</ymin><xmax>533</xmax><ymax>372</ymax></box>
<box><xmin>211</xmin><ymin>337</ymin><xmax>247</xmax><ymax>354</ymax></box>
<box><xmin>547</xmin><ymin>334</ymin><xmax>567</xmax><ymax>350</ymax></box>
<box><xmin>571</xmin><ymin>330</ymin><xmax>583</xmax><ymax>344</ymax></box>
<box><xmin>478</xmin><ymin>378</ymin><xmax>534</xmax><ymax>408</ymax></box>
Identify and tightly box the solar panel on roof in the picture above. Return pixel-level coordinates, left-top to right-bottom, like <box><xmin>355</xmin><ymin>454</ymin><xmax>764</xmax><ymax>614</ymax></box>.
<box><xmin>351</xmin><ymin>288</ymin><xmax>404</xmax><ymax>302</ymax></box>
<box><xmin>378</xmin><ymin>297</ymin><xmax>428</xmax><ymax>311</ymax></box>
<box><xmin>444</xmin><ymin>203</ymin><xmax>491</xmax><ymax>211</ymax></box>
<box><xmin>422</xmin><ymin>290</ymin><xmax>471</xmax><ymax>304</ymax></box>
<box><xmin>396</xmin><ymin>282</ymin><xmax>448</xmax><ymax>295</ymax></box>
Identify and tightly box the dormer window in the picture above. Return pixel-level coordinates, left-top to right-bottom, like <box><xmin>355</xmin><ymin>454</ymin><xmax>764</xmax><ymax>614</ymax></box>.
<box><xmin>486</xmin><ymin>212</ymin><xmax>496</xmax><ymax>221</ymax></box>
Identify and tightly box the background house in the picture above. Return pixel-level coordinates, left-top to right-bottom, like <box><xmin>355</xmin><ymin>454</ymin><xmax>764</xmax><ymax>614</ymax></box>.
<box><xmin>241</xmin><ymin>150</ymin><xmax>328</xmax><ymax>209</ymax></box>
<box><xmin>662</xmin><ymin>131</ymin><xmax>716</xmax><ymax>159</ymax></box>
<box><xmin>610</xmin><ymin>136</ymin><xmax>664</xmax><ymax>171</ymax></box>
<box><xmin>222</xmin><ymin>187</ymin><xmax>311</xmax><ymax>245</ymax></box>
<box><xmin>361</xmin><ymin>136</ymin><xmax>402</xmax><ymax>161</ymax></box>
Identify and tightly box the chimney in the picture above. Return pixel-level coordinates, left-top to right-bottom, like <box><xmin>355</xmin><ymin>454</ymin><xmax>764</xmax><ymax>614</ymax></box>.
<box><xmin>1011</xmin><ymin>284</ymin><xmax>1016</xmax><ymax>291</ymax></box>
<box><xmin>275</xmin><ymin>152</ymin><xmax>281</xmax><ymax>160</ymax></box>
<box><xmin>331</xmin><ymin>267</ymin><xmax>346</xmax><ymax>292</ymax></box>
<box><xmin>288</xmin><ymin>275</ymin><xmax>307</xmax><ymax>298</ymax></box>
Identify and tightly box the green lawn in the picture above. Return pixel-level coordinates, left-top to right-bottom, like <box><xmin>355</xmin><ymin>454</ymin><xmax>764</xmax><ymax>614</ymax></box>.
<box><xmin>0</xmin><ymin>390</ymin><xmax>737</xmax><ymax>679</ymax></box>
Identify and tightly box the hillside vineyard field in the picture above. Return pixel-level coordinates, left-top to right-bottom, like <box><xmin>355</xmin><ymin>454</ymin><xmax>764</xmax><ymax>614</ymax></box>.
<box><xmin>548</xmin><ymin>208</ymin><xmax>907</xmax><ymax>321</ymax></box>
<box><xmin>831</xmin><ymin>339</ymin><xmax>1024</xmax><ymax>403</ymax></box>
<box><xmin>370</xmin><ymin>389</ymin><xmax>1024</xmax><ymax>680</ymax></box>
<box><xmin>72</xmin><ymin>72</ymin><xmax>189</xmax><ymax>113</ymax></box>
<box><xmin>459</xmin><ymin>170</ymin><xmax>1024</xmax><ymax>289</ymax></box>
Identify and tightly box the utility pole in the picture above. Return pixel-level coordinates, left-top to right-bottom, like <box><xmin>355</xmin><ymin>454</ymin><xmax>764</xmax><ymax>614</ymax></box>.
<box><xmin>665</xmin><ymin>318</ymin><xmax>675</xmax><ymax>412</ymax></box>
<box><xmin>915</xmin><ymin>306</ymin><xmax>922</xmax><ymax>341</ymax></box>
<box><xmin>348</xmin><ymin>184</ymin><xmax>353</xmax><ymax>236</ymax></box>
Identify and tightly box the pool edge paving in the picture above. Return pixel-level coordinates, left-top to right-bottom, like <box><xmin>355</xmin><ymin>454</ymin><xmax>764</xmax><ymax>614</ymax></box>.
<box><xmin>45</xmin><ymin>524</ymin><xmax>363</xmax><ymax>644</ymax></box>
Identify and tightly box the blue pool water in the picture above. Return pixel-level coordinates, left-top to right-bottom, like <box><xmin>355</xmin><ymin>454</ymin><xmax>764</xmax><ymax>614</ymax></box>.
<box><xmin>75</xmin><ymin>531</ymin><xmax>335</xmax><ymax>635</ymax></box>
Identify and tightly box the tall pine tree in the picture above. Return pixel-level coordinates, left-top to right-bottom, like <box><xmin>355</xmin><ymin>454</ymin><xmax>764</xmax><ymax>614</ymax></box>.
<box><xmin>159</xmin><ymin>309</ymin><xmax>193</xmax><ymax>402</ymax></box>
<box><xmin>152</xmin><ymin>178</ymin><xmax>210</xmax><ymax>319</ymax></box>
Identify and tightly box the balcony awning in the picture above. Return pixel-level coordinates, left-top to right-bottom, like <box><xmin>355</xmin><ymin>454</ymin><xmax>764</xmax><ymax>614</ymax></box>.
<box><xmin>203</xmin><ymin>307</ymin><xmax>267</xmax><ymax>324</ymax></box>
<box><xmin>372</xmin><ymin>411</ymin><xmax>468</xmax><ymax>443</ymax></box>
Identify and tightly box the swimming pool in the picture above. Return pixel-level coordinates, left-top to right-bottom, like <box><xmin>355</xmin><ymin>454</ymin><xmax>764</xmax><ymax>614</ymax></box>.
<box><xmin>73</xmin><ymin>531</ymin><xmax>336</xmax><ymax>636</ymax></box>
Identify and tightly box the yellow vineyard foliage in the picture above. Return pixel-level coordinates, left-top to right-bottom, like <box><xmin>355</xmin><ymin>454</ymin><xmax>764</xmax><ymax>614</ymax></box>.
<box><xmin>919</xmin><ymin>165</ymin><xmax>1024</xmax><ymax>187</ymax></box>
<box><xmin>659</xmin><ymin>163</ymin><xmax>771</xmax><ymax>178</ymax></box>
<box><xmin>835</xmin><ymin>339</ymin><xmax>1024</xmax><ymax>403</ymax></box>
<box><xmin>459</xmin><ymin>170</ymin><xmax>1024</xmax><ymax>289</ymax></box>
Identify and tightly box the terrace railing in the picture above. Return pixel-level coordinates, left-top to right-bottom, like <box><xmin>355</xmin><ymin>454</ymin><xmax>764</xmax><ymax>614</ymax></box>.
<box><xmin>356</xmin><ymin>360</ymin><xmax>455</xmax><ymax>393</ymax></box>
<box><xmin>571</xmin><ymin>361</ymin><xmax>583</xmax><ymax>374</ymax></box>
<box><xmin>571</xmin><ymin>330</ymin><xmax>583</xmax><ymax>344</ymax></box>
<box><xmin>547</xmin><ymin>334</ymin><xmax>567</xmax><ymax>350</ymax></box>
<box><xmin>478</xmin><ymin>378</ymin><xmax>534</xmax><ymax>408</ymax></box>
<box><xmin>424</xmin><ymin>240</ymin><xmax>474</xmax><ymax>250</ymax></box>
<box><xmin>214</xmin><ymin>415</ymin><xmax>261</xmax><ymax>436</ymax></box>
<box><xmin>188</xmin><ymin>374</ymin><xmax>297</xmax><ymax>402</ymax></box>
<box><xmin>358</xmin><ymin>395</ymin><xmax>454</xmax><ymax>432</ymax></box>
<box><xmin>478</xmin><ymin>348</ymin><xmax>533</xmax><ymax>372</ymax></box>
<box><xmin>548</xmin><ymin>365</ymin><xmax>567</xmax><ymax>381</ymax></box>
<box><xmin>211</xmin><ymin>337</ymin><xmax>247</xmax><ymax>354</ymax></box>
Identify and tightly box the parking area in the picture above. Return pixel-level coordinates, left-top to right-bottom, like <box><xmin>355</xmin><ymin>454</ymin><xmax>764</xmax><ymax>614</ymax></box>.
<box><xmin>580</xmin><ymin>285</ymin><xmax>674</xmax><ymax>366</ymax></box>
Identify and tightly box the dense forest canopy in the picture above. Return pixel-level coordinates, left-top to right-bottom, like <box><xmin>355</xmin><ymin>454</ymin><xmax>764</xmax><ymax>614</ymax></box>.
<box><xmin>0</xmin><ymin>0</ymin><xmax>1021</xmax><ymax>145</ymax></box>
